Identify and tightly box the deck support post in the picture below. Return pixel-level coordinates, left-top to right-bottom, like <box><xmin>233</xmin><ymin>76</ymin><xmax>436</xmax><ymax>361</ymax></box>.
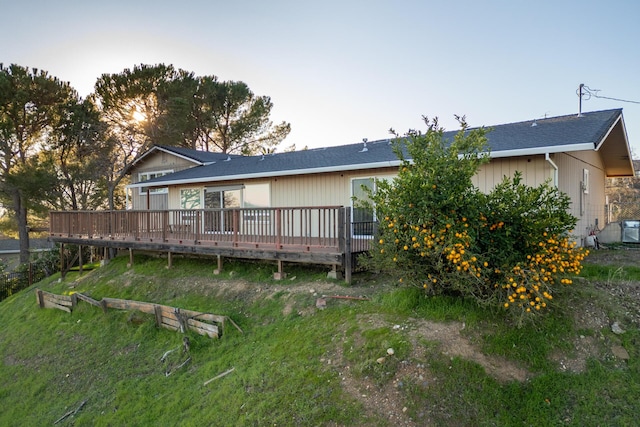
<box><xmin>167</xmin><ymin>251</ymin><xmax>173</xmax><ymax>269</ymax></box>
<box><xmin>213</xmin><ymin>255</ymin><xmax>223</xmax><ymax>275</ymax></box>
<box><xmin>59</xmin><ymin>243</ymin><xmax>65</xmax><ymax>279</ymax></box>
<box><xmin>327</xmin><ymin>264</ymin><xmax>343</xmax><ymax>280</ymax></box>
<box><xmin>78</xmin><ymin>245</ymin><xmax>83</xmax><ymax>275</ymax></box>
<box><xmin>127</xmin><ymin>248</ymin><xmax>134</xmax><ymax>268</ymax></box>
<box><xmin>273</xmin><ymin>260</ymin><xmax>286</xmax><ymax>280</ymax></box>
<box><xmin>100</xmin><ymin>247</ymin><xmax>110</xmax><ymax>267</ymax></box>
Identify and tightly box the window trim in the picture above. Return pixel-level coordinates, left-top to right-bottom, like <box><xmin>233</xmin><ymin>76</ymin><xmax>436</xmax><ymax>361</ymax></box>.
<box><xmin>138</xmin><ymin>169</ymin><xmax>174</xmax><ymax>195</ymax></box>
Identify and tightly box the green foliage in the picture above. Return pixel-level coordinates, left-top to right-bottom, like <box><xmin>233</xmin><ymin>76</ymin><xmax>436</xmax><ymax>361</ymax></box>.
<box><xmin>0</xmin><ymin>64</ymin><xmax>80</xmax><ymax>261</ymax></box>
<box><xmin>366</xmin><ymin>117</ymin><xmax>588</xmax><ymax>325</ymax></box>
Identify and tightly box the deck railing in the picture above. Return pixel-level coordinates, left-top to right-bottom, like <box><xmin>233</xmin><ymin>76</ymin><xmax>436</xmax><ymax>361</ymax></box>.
<box><xmin>50</xmin><ymin>207</ymin><xmax>349</xmax><ymax>253</ymax></box>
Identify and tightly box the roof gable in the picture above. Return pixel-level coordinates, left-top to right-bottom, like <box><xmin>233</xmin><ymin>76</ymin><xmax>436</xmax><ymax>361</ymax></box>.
<box><xmin>129</xmin><ymin>145</ymin><xmax>240</xmax><ymax>172</ymax></box>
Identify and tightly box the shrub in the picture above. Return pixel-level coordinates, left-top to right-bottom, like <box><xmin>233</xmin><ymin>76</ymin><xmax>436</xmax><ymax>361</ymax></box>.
<box><xmin>364</xmin><ymin>117</ymin><xmax>588</xmax><ymax>325</ymax></box>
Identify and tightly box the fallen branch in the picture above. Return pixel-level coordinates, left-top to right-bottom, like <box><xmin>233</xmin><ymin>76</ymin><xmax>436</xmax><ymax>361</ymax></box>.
<box><xmin>203</xmin><ymin>367</ymin><xmax>236</xmax><ymax>386</ymax></box>
<box><xmin>323</xmin><ymin>295</ymin><xmax>370</xmax><ymax>301</ymax></box>
<box><xmin>165</xmin><ymin>356</ymin><xmax>191</xmax><ymax>377</ymax></box>
<box><xmin>226</xmin><ymin>317</ymin><xmax>244</xmax><ymax>334</ymax></box>
<box><xmin>160</xmin><ymin>347</ymin><xmax>179</xmax><ymax>363</ymax></box>
<box><xmin>54</xmin><ymin>399</ymin><xmax>87</xmax><ymax>424</ymax></box>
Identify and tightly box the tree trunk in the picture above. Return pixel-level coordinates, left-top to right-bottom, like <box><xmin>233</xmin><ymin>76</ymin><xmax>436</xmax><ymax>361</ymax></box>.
<box><xmin>108</xmin><ymin>183</ymin><xmax>116</xmax><ymax>210</ymax></box>
<box><xmin>12</xmin><ymin>190</ymin><xmax>30</xmax><ymax>264</ymax></box>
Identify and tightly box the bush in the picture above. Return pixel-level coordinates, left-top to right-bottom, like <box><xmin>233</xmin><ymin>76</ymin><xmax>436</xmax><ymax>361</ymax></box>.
<box><xmin>365</xmin><ymin>117</ymin><xmax>588</xmax><ymax>325</ymax></box>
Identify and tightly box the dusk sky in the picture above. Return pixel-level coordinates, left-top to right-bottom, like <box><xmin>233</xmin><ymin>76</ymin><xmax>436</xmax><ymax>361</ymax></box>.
<box><xmin>2</xmin><ymin>0</ymin><xmax>639</xmax><ymax>157</ymax></box>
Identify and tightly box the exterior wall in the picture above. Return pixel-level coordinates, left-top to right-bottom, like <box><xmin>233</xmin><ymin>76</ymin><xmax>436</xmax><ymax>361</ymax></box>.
<box><xmin>270</xmin><ymin>168</ymin><xmax>397</xmax><ymax>208</ymax></box>
<box><xmin>554</xmin><ymin>150</ymin><xmax>606</xmax><ymax>244</ymax></box>
<box><xmin>129</xmin><ymin>151</ymin><xmax>200</xmax><ymax>210</ymax></box>
<box><xmin>163</xmin><ymin>168</ymin><xmax>398</xmax><ymax>211</ymax></box>
<box><xmin>473</xmin><ymin>155</ymin><xmax>553</xmax><ymax>192</ymax></box>
<box><xmin>156</xmin><ymin>151</ymin><xmax>606</xmax><ymax>246</ymax></box>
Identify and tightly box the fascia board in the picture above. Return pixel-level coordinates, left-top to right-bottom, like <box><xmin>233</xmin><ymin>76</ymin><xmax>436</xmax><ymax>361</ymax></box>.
<box><xmin>486</xmin><ymin>143</ymin><xmax>595</xmax><ymax>159</ymax></box>
<box><xmin>126</xmin><ymin>160</ymin><xmax>403</xmax><ymax>189</ymax></box>
<box><xmin>131</xmin><ymin>146</ymin><xmax>205</xmax><ymax>169</ymax></box>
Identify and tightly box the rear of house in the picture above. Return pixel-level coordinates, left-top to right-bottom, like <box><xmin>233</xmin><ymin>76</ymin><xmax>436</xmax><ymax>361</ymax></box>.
<box><xmin>127</xmin><ymin>109</ymin><xmax>635</xmax><ymax>246</ymax></box>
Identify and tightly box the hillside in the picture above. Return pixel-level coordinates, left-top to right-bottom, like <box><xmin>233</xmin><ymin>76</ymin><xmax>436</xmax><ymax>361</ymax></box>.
<box><xmin>0</xmin><ymin>250</ymin><xmax>639</xmax><ymax>426</ymax></box>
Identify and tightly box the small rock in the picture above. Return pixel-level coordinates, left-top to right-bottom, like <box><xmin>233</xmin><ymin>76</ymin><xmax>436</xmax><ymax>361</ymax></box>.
<box><xmin>376</xmin><ymin>357</ymin><xmax>385</xmax><ymax>364</ymax></box>
<box><xmin>402</xmin><ymin>407</ymin><xmax>408</xmax><ymax>413</ymax></box>
<box><xmin>387</xmin><ymin>348</ymin><xmax>395</xmax><ymax>356</ymax></box>
<box><xmin>611</xmin><ymin>322</ymin><xmax>625</xmax><ymax>335</ymax></box>
<box><xmin>612</xmin><ymin>345</ymin><xmax>630</xmax><ymax>360</ymax></box>
<box><xmin>315</xmin><ymin>298</ymin><xmax>327</xmax><ymax>309</ymax></box>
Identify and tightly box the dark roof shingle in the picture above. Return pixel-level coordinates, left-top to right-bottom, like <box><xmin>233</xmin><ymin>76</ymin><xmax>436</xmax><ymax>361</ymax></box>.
<box><xmin>136</xmin><ymin>109</ymin><xmax>623</xmax><ymax>187</ymax></box>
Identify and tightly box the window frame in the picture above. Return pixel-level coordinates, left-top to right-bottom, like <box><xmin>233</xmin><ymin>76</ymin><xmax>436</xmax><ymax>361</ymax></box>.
<box><xmin>138</xmin><ymin>169</ymin><xmax>174</xmax><ymax>195</ymax></box>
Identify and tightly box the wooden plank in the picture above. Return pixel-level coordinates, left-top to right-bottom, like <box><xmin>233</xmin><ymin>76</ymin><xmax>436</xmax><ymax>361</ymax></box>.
<box><xmin>75</xmin><ymin>293</ymin><xmax>102</xmax><ymax>307</ymax></box>
<box><xmin>154</xmin><ymin>305</ymin><xmax>163</xmax><ymax>327</ymax></box>
<box><xmin>36</xmin><ymin>289</ymin><xmax>44</xmax><ymax>308</ymax></box>
<box><xmin>102</xmin><ymin>298</ymin><xmax>156</xmax><ymax>314</ymax></box>
<box><xmin>40</xmin><ymin>290</ymin><xmax>74</xmax><ymax>306</ymax></box>
<box><xmin>160</xmin><ymin>316</ymin><xmax>181</xmax><ymax>330</ymax></box>
<box><xmin>43</xmin><ymin>294</ymin><xmax>74</xmax><ymax>307</ymax></box>
<box><xmin>187</xmin><ymin>318</ymin><xmax>219</xmax><ymax>338</ymax></box>
<box><xmin>43</xmin><ymin>299</ymin><xmax>72</xmax><ymax>313</ymax></box>
<box><xmin>178</xmin><ymin>308</ymin><xmax>226</xmax><ymax>325</ymax></box>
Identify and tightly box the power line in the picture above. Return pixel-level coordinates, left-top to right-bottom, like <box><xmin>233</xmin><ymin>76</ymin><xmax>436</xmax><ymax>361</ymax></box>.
<box><xmin>579</xmin><ymin>85</ymin><xmax>640</xmax><ymax>105</ymax></box>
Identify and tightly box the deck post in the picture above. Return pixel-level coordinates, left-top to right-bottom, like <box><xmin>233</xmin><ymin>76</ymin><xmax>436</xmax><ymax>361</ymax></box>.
<box><xmin>213</xmin><ymin>255</ymin><xmax>223</xmax><ymax>275</ymax></box>
<box><xmin>78</xmin><ymin>245</ymin><xmax>83</xmax><ymax>275</ymax></box>
<box><xmin>233</xmin><ymin>210</ymin><xmax>239</xmax><ymax>247</ymax></box>
<box><xmin>128</xmin><ymin>248</ymin><xmax>134</xmax><ymax>267</ymax></box>
<box><xmin>60</xmin><ymin>243</ymin><xmax>65</xmax><ymax>279</ymax></box>
<box><xmin>167</xmin><ymin>251</ymin><xmax>173</xmax><ymax>269</ymax></box>
<box><xmin>162</xmin><ymin>211</ymin><xmax>169</xmax><ymax>242</ymax></box>
<box><xmin>343</xmin><ymin>208</ymin><xmax>352</xmax><ymax>284</ymax></box>
<box><xmin>273</xmin><ymin>259</ymin><xmax>286</xmax><ymax>280</ymax></box>
<box><xmin>276</xmin><ymin>209</ymin><xmax>282</xmax><ymax>249</ymax></box>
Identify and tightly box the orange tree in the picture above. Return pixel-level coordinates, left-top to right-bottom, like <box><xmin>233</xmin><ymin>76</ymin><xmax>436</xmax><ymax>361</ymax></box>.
<box><xmin>366</xmin><ymin>117</ymin><xmax>588</xmax><ymax>325</ymax></box>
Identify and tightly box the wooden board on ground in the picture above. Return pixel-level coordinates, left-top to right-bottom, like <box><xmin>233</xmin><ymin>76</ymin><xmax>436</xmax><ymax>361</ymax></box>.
<box><xmin>36</xmin><ymin>290</ymin><xmax>226</xmax><ymax>339</ymax></box>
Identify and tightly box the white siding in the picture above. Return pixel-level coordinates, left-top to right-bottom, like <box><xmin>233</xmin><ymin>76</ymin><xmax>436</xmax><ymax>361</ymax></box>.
<box><xmin>474</xmin><ymin>156</ymin><xmax>553</xmax><ymax>191</ymax></box>
<box><xmin>555</xmin><ymin>150</ymin><xmax>606</xmax><ymax>243</ymax></box>
<box><xmin>270</xmin><ymin>168</ymin><xmax>398</xmax><ymax>207</ymax></box>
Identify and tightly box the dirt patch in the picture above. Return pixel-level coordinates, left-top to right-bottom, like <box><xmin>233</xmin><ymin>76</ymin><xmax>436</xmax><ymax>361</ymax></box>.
<box><xmin>320</xmin><ymin>314</ymin><xmax>531</xmax><ymax>426</ymax></box>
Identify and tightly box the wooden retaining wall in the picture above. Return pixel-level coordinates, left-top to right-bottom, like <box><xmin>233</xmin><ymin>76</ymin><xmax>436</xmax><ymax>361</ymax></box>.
<box><xmin>35</xmin><ymin>289</ymin><xmax>240</xmax><ymax>338</ymax></box>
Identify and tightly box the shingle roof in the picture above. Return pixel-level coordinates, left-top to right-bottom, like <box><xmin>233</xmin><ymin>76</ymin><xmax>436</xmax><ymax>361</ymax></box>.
<box><xmin>479</xmin><ymin>108</ymin><xmax>621</xmax><ymax>153</ymax></box>
<box><xmin>132</xmin><ymin>109</ymin><xmax>624</xmax><ymax>188</ymax></box>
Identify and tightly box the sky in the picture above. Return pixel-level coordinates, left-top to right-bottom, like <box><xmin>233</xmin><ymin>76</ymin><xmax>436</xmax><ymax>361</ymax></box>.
<box><xmin>2</xmin><ymin>0</ymin><xmax>639</xmax><ymax>158</ymax></box>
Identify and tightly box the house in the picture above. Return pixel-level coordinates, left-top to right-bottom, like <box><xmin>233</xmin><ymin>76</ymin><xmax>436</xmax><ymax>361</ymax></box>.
<box><xmin>125</xmin><ymin>109</ymin><xmax>635</xmax><ymax>246</ymax></box>
<box><xmin>127</xmin><ymin>145</ymin><xmax>242</xmax><ymax>210</ymax></box>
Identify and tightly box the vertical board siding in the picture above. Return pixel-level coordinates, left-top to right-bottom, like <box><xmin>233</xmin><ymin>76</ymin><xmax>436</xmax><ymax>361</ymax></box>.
<box><xmin>474</xmin><ymin>156</ymin><xmax>553</xmax><ymax>192</ymax></box>
<box><xmin>555</xmin><ymin>150</ymin><xmax>606</xmax><ymax>242</ymax></box>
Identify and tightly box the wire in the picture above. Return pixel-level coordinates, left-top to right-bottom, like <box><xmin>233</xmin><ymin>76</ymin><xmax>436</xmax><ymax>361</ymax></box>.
<box><xmin>579</xmin><ymin>85</ymin><xmax>640</xmax><ymax>105</ymax></box>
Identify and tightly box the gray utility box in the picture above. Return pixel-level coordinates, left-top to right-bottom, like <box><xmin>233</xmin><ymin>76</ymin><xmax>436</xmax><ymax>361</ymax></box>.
<box><xmin>621</xmin><ymin>220</ymin><xmax>640</xmax><ymax>243</ymax></box>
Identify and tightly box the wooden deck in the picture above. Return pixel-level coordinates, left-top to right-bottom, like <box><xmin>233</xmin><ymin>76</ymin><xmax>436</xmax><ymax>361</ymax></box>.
<box><xmin>49</xmin><ymin>207</ymin><xmax>374</xmax><ymax>281</ymax></box>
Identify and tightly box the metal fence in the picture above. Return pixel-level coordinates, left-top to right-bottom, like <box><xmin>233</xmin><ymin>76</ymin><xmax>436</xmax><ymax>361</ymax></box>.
<box><xmin>606</xmin><ymin>202</ymin><xmax>640</xmax><ymax>223</ymax></box>
<box><xmin>0</xmin><ymin>265</ymin><xmax>47</xmax><ymax>303</ymax></box>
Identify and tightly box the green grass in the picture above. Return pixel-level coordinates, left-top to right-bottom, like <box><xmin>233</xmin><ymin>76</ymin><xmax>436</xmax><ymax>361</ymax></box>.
<box><xmin>0</xmin><ymin>253</ymin><xmax>638</xmax><ymax>426</ymax></box>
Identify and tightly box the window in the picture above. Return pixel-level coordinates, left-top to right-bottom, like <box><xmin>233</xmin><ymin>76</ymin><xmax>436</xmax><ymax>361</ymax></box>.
<box><xmin>138</xmin><ymin>170</ymin><xmax>173</xmax><ymax>195</ymax></box>
<box><xmin>351</xmin><ymin>176</ymin><xmax>394</xmax><ymax>236</ymax></box>
<box><xmin>243</xmin><ymin>183</ymin><xmax>270</xmax><ymax>208</ymax></box>
<box><xmin>180</xmin><ymin>188</ymin><xmax>201</xmax><ymax>210</ymax></box>
<box><xmin>352</xmin><ymin>177</ymin><xmax>377</xmax><ymax>237</ymax></box>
